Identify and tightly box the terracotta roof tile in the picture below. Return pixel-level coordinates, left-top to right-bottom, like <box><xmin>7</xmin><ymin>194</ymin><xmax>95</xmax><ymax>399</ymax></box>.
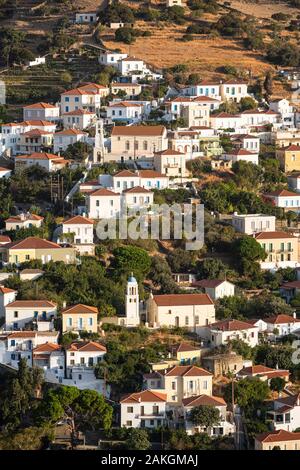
<box><xmin>153</xmin><ymin>293</ymin><xmax>213</xmax><ymax>306</ymax></box>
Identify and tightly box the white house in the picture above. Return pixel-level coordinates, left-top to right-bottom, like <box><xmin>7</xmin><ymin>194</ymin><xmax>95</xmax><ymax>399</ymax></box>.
<box><xmin>270</xmin><ymin>99</ymin><xmax>294</xmax><ymax>128</ymax></box>
<box><xmin>143</xmin><ymin>365</ymin><xmax>213</xmax><ymax>405</ymax></box>
<box><xmin>5</xmin><ymin>299</ymin><xmax>57</xmax><ymax>331</ymax></box>
<box><xmin>62</xmin><ymin>214</ymin><xmax>94</xmax><ymax>244</ymax></box>
<box><xmin>264</xmin><ymin>189</ymin><xmax>300</xmax><ymax>210</ymax></box>
<box><xmin>23</xmin><ymin>102</ymin><xmax>60</xmax><ymax>122</ymax></box>
<box><xmin>99</xmin><ymin>169</ymin><xmax>169</xmax><ymax>192</ymax></box>
<box><xmin>66</xmin><ymin>341</ymin><xmax>106</xmax><ymax>368</ymax></box>
<box><xmin>53</xmin><ymin>129</ymin><xmax>88</xmax><ymax>153</ymax></box>
<box><xmin>32</xmin><ymin>342</ymin><xmax>65</xmax><ymax>383</ymax></box>
<box><xmin>232</xmin><ymin>213</ymin><xmax>276</xmax><ymax>235</ymax></box>
<box><xmin>60</xmin><ymin>83</ymin><xmax>109</xmax><ymax>114</ymax></box>
<box><xmin>231</xmin><ymin>134</ymin><xmax>260</xmax><ymax>153</ymax></box>
<box><xmin>0</xmin><ymin>286</ymin><xmax>17</xmax><ymax>318</ymax></box>
<box><xmin>220</xmin><ymin>80</ymin><xmax>249</xmax><ymax>103</ymax></box>
<box><xmin>224</xmin><ymin>148</ymin><xmax>259</xmax><ymax>165</ymax></box>
<box><xmin>120</xmin><ymin>390</ymin><xmax>167</xmax><ymax>428</ymax></box>
<box><xmin>267</xmin><ymin>394</ymin><xmax>300</xmax><ymax>432</ymax></box>
<box><xmin>61</xmin><ymin>214</ymin><xmax>94</xmax><ymax>256</ymax></box>
<box><xmin>75</xmin><ymin>12</ymin><xmax>98</xmax><ymax>23</ymax></box>
<box><xmin>179</xmin><ymin>394</ymin><xmax>235</xmax><ymax>437</ymax></box>
<box><xmin>2</xmin><ymin>331</ymin><xmax>59</xmax><ymax>369</ymax></box>
<box><xmin>153</xmin><ymin>148</ymin><xmax>187</xmax><ymax>177</ymax></box>
<box><xmin>237</xmin><ymin>365</ymin><xmax>290</xmax><ymax>384</ymax></box>
<box><xmin>148</xmin><ymin>293</ymin><xmax>215</xmax><ymax>332</ymax></box>
<box><xmin>99</xmin><ymin>50</ymin><xmax>128</xmax><ymax>67</ymax></box>
<box><xmin>15</xmin><ymin>152</ymin><xmax>68</xmax><ymax>172</ymax></box>
<box><xmin>264</xmin><ymin>314</ymin><xmax>300</xmax><ymax>338</ymax></box>
<box><xmin>0</xmin><ymin>167</ymin><xmax>12</xmax><ymax>178</ymax></box>
<box><xmin>183</xmin><ymin>81</ymin><xmax>222</xmax><ymax>101</ymax></box>
<box><xmin>183</xmin><ymin>80</ymin><xmax>248</xmax><ymax>103</ymax></box>
<box><xmin>87</xmin><ymin>188</ymin><xmax>121</xmax><ymax>219</ymax></box>
<box><xmin>240</xmin><ymin>109</ymin><xmax>279</xmax><ymax>127</ymax></box>
<box><xmin>210</xmin><ymin>112</ymin><xmax>242</xmax><ymax>130</ymax></box>
<box><xmin>5</xmin><ymin>213</ymin><xmax>44</xmax><ymax>231</ymax></box>
<box><xmin>62</xmin><ymin>109</ymin><xmax>96</xmax><ymax>130</ymax></box>
<box><xmin>107</xmin><ymin>101</ymin><xmax>143</xmax><ymax>124</ymax></box>
<box><xmin>122</xmin><ymin>186</ymin><xmax>153</xmax><ymax>211</ymax></box>
<box><xmin>192</xmin><ymin>279</ymin><xmax>235</xmax><ymax>300</ymax></box>
<box><xmin>205</xmin><ymin>319</ymin><xmax>259</xmax><ymax>348</ymax></box>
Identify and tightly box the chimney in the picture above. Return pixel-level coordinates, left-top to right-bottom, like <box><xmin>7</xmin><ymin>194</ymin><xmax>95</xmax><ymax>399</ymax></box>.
<box><xmin>62</xmin><ymin>301</ymin><xmax>67</xmax><ymax>308</ymax></box>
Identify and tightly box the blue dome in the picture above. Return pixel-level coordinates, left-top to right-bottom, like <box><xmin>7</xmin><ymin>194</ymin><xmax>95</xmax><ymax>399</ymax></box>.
<box><xmin>128</xmin><ymin>273</ymin><xmax>137</xmax><ymax>283</ymax></box>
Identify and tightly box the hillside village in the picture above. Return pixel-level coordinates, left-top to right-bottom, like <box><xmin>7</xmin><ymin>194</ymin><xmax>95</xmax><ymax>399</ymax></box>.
<box><xmin>2</xmin><ymin>0</ymin><xmax>300</xmax><ymax>454</ymax></box>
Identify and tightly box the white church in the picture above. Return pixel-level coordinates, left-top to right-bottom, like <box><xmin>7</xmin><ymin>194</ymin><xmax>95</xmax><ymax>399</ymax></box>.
<box><xmin>101</xmin><ymin>273</ymin><xmax>141</xmax><ymax>328</ymax></box>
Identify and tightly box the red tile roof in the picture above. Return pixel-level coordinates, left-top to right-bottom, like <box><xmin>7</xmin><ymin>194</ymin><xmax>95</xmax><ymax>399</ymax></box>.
<box><xmin>120</xmin><ymin>389</ymin><xmax>167</xmax><ymax>403</ymax></box>
<box><xmin>6</xmin><ymin>237</ymin><xmax>63</xmax><ymax>250</ymax></box>
<box><xmin>67</xmin><ymin>341</ymin><xmax>106</xmax><ymax>352</ymax></box>
<box><xmin>255</xmin><ymin>231</ymin><xmax>296</xmax><ymax>239</ymax></box>
<box><xmin>209</xmin><ymin>319</ymin><xmax>256</xmax><ymax>331</ymax></box>
<box><xmin>265</xmin><ymin>189</ymin><xmax>299</xmax><ymax>197</ymax></box>
<box><xmin>89</xmin><ymin>188</ymin><xmax>119</xmax><ymax>197</ymax></box>
<box><xmin>24</xmin><ymin>102</ymin><xmax>58</xmax><ymax>109</ymax></box>
<box><xmin>193</xmin><ymin>279</ymin><xmax>226</xmax><ymax>288</ymax></box>
<box><xmin>15</xmin><ymin>152</ymin><xmax>63</xmax><ymax>161</ymax></box>
<box><xmin>109</xmin><ymin>101</ymin><xmax>142</xmax><ymax>108</ymax></box>
<box><xmin>123</xmin><ymin>185</ymin><xmax>151</xmax><ymax>194</ymax></box>
<box><xmin>111</xmin><ymin>125</ymin><xmax>166</xmax><ymax>136</ymax></box>
<box><xmin>114</xmin><ymin>170</ymin><xmax>137</xmax><ymax>178</ymax></box>
<box><xmin>154</xmin><ymin>148</ymin><xmax>185</xmax><ymax>156</ymax></box>
<box><xmin>0</xmin><ymin>286</ymin><xmax>16</xmax><ymax>294</ymax></box>
<box><xmin>55</xmin><ymin>129</ymin><xmax>86</xmax><ymax>136</ymax></box>
<box><xmin>265</xmin><ymin>314</ymin><xmax>300</xmax><ymax>324</ymax></box>
<box><xmin>153</xmin><ymin>293</ymin><xmax>213</xmax><ymax>306</ymax></box>
<box><xmin>7</xmin><ymin>300</ymin><xmax>56</xmax><ymax>308</ymax></box>
<box><xmin>0</xmin><ymin>235</ymin><xmax>11</xmax><ymax>243</ymax></box>
<box><xmin>33</xmin><ymin>342</ymin><xmax>60</xmax><ymax>353</ymax></box>
<box><xmin>170</xmin><ymin>342</ymin><xmax>201</xmax><ymax>354</ymax></box>
<box><xmin>255</xmin><ymin>430</ymin><xmax>300</xmax><ymax>443</ymax></box>
<box><xmin>61</xmin><ymin>303</ymin><xmax>98</xmax><ymax>315</ymax></box>
<box><xmin>182</xmin><ymin>394</ymin><xmax>226</xmax><ymax>407</ymax></box>
<box><xmin>163</xmin><ymin>365</ymin><xmax>212</xmax><ymax>377</ymax></box>
<box><xmin>63</xmin><ymin>215</ymin><xmax>94</xmax><ymax>225</ymax></box>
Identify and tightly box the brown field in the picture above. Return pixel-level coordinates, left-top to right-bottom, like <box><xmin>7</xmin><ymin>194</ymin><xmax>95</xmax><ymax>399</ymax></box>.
<box><xmin>103</xmin><ymin>23</ymin><xmax>274</xmax><ymax>77</ymax></box>
<box><xmin>223</xmin><ymin>0</ymin><xmax>299</xmax><ymax>19</ymax></box>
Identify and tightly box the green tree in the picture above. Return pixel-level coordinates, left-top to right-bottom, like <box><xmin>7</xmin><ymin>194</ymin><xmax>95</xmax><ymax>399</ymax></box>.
<box><xmin>112</xmin><ymin>245</ymin><xmax>151</xmax><ymax>279</ymax></box>
<box><xmin>263</xmin><ymin>71</ymin><xmax>273</xmax><ymax>98</ymax></box>
<box><xmin>269</xmin><ymin>377</ymin><xmax>286</xmax><ymax>394</ymax></box>
<box><xmin>125</xmin><ymin>428</ymin><xmax>151</xmax><ymax>450</ymax></box>
<box><xmin>225</xmin><ymin>378</ymin><xmax>270</xmax><ymax>408</ymax></box>
<box><xmin>189</xmin><ymin>405</ymin><xmax>221</xmax><ymax>428</ymax></box>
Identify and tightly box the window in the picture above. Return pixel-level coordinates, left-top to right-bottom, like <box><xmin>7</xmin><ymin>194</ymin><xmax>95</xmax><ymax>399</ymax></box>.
<box><xmin>185</xmin><ymin>316</ymin><xmax>189</xmax><ymax>326</ymax></box>
<box><xmin>203</xmin><ymin>380</ymin><xmax>208</xmax><ymax>390</ymax></box>
<box><xmin>88</xmin><ymin>317</ymin><xmax>93</xmax><ymax>326</ymax></box>
<box><xmin>126</xmin><ymin>421</ymin><xmax>132</xmax><ymax>426</ymax></box>
<box><xmin>78</xmin><ymin>374</ymin><xmax>82</xmax><ymax>380</ymax></box>
<box><xmin>171</xmin><ymin>381</ymin><xmax>176</xmax><ymax>390</ymax></box>
<box><xmin>80</xmin><ymin>357</ymin><xmax>85</xmax><ymax>365</ymax></box>
<box><xmin>153</xmin><ymin>405</ymin><xmax>159</xmax><ymax>415</ymax></box>
<box><xmin>125</xmin><ymin>141</ymin><xmax>130</xmax><ymax>150</ymax></box>
<box><xmin>195</xmin><ymin>315</ymin><xmax>199</xmax><ymax>325</ymax></box>
<box><xmin>143</xmin><ymin>141</ymin><xmax>148</xmax><ymax>150</ymax></box>
<box><xmin>68</xmin><ymin>317</ymin><xmax>72</xmax><ymax>327</ymax></box>
<box><xmin>14</xmin><ymin>311</ymin><xmax>18</xmax><ymax>318</ymax></box>
<box><xmin>11</xmin><ymin>340</ymin><xmax>15</xmax><ymax>346</ymax></box>
<box><xmin>127</xmin><ymin>406</ymin><xmax>133</xmax><ymax>413</ymax></box>
<box><xmin>189</xmin><ymin>381</ymin><xmax>193</xmax><ymax>390</ymax></box>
